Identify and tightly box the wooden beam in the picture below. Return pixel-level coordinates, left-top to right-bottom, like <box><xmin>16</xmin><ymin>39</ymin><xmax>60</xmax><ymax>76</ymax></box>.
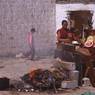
<box><xmin>56</xmin><ymin>0</ymin><xmax>95</xmax><ymax>4</ymax></box>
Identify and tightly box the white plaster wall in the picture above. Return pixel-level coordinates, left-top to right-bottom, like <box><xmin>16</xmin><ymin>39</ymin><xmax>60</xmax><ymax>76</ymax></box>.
<box><xmin>56</xmin><ymin>3</ymin><xmax>95</xmax><ymax>30</ymax></box>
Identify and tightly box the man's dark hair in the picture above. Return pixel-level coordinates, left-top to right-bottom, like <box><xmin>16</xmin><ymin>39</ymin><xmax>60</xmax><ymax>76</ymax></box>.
<box><xmin>31</xmin><ymin>28</ymin><xmax>36</xmax><ymax>33</ymax></box>
<box><xmin>62</xmin><ymin>20</ymin><xmax>67</xmax><ymax>26</ymax></box>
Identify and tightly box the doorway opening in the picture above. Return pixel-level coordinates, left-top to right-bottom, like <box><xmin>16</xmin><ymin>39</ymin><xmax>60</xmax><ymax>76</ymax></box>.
<box><xmin>68</xmin><ymin>10</ymin><xmax>93</xmax><ymax>38</ymax></box>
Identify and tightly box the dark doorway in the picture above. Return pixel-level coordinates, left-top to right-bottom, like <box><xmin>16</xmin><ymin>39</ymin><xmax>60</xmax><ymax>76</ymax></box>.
<box><xmin>68</xmin><ymin>11</ymin><xmax>93</xmax><ymax>38</ymax></box>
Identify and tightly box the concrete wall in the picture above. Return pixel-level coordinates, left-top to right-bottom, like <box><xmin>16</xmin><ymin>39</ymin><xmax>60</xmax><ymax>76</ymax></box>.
<box><xmin>0</xmin><ymin>0</ymin><xmax>56</xmax><ymax>58</ymax></box>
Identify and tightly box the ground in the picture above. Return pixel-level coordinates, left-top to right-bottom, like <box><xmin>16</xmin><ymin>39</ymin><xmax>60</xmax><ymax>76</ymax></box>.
<box><xmin>0</xmin><ymin>57</ymin><xmax>95</xmax><ymax>95</ymax></box>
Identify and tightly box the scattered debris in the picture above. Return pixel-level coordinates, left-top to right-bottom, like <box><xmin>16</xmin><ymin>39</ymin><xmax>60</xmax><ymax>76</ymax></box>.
<box><xmin>15</xmin><ymin>53</ymin><xmax>24</xmax><ymax>58</ymax></box>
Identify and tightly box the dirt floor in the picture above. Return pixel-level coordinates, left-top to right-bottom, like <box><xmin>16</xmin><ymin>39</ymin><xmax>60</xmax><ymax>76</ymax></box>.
<box><xmin>0</xmin><ymin>57</ymin><xmax>95</xmax><ymax>95</ymax></box>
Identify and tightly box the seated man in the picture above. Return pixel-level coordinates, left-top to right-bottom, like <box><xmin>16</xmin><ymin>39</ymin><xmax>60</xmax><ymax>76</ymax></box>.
<box><xmin>55</xmin><ymin>20</ymin><xmax>74</xmax><ymax>62</ymax></box>
<box><xmin>57</xmin><ymin>20</ymin><xmax>73</xmax><ymax>44</ymax></box>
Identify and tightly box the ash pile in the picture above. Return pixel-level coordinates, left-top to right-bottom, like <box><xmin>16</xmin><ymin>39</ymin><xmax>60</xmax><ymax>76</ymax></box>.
<box><xmin>9</xmin><ymin>58</ymin><xmax>79</xmax><ymax>92</ymax></box>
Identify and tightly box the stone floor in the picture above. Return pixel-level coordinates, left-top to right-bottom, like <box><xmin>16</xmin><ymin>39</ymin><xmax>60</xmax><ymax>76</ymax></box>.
<box><xmin>0</xmin><ymin>57</ymin><xmax>95</xmax><ymax>95</ymax></box>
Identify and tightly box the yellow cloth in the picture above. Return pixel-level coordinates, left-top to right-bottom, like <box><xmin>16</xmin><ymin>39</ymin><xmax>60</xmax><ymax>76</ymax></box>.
<box><xmin>84</xmin><ymin>35</ymin><xmax>95</xmax><ymax>47</ymax></box>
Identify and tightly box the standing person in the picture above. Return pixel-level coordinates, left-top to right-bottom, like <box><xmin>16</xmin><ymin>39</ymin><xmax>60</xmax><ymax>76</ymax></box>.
<box><xmin>57</xmin><ymin>20</ymin><xmax>73</xmax><ymax>44</ymax></box>
<box><xmin>27</xmin><ymin>28</ymin><xmax>35</xmax><ymax>60</ymax></box>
